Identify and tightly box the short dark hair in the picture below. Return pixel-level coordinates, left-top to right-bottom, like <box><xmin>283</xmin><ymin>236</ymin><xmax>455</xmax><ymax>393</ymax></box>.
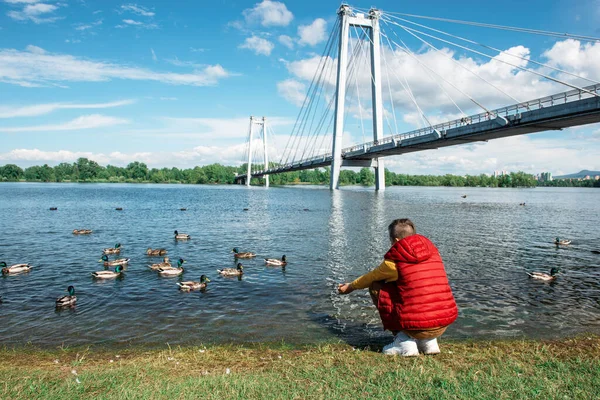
<box><xmin>388</xmin><ymin>218</ymin><xmax>416</xmax><ymax>240</ymax></box>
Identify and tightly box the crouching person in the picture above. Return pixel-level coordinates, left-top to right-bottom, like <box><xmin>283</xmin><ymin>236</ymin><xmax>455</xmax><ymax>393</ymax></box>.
<box><xmin>338</xmin><ymin>218</ymin><xmax>458</xmax><ymax>356</ymax></box>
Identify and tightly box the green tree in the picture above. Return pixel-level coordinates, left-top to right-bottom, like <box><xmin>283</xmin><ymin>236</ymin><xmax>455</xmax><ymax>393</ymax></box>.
<box><xmin>0</xmin><ymin>164</ymin><xmax>24</xmax><ymax>181</ymax></box>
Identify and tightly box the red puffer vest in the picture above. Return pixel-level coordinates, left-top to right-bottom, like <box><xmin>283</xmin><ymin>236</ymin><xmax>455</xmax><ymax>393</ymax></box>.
<box><xmin>377</xmin><ymin>234</ymin><xmax>458</xmax><ymax>331</ymax></box>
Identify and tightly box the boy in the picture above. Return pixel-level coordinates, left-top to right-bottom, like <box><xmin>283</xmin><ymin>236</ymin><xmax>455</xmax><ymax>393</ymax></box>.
<box><xmin>338</xmin><ymin>218</ymin><xmax>458</xmax><ymax>356</ymax></box>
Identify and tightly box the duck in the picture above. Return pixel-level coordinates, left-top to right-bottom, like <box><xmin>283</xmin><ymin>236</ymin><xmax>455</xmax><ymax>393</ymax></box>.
<box><xmin>174</xmin><ymin>230</ymin><xmax>190</xmax><ymax>240</ymax></box>
<box><xmin>177</xmin><ymin>275</ymin><xmax>210</xmax><ymax>291</ymax></box>
<box><xmin>519</xmin><ymin>202</ymin><xmax>526</xmax><ymax>206</ymax></box>
<box><xmin>56</xmin><ymin>286</ymin><xmax>77</xmax><ymax>307</ymax></box>
<box><xmin>99</xmin><ymin>254</ymin><xmax>130</xmax><ymax>267</ymax></box>
<box><xmin>146</xmin><ymin>248</ymin><xmax>167</xmax><ymax>256</ymax></box>
<box><xmin>148</xmin><ymin>257</ymin><xmax>173</xmax><ymax>270</ymax></box>
<box><xmin>232</xmin><ymin>248</ymin><xmax>256</xmax><ymax>258</ymax></box>
<box><xmin>158</xmin><ymin>263</ymin><xmax>184</xmax><ymax>276</ymax></box>
<box><xmin>218</xmin><ymin>263</ymin><xmax>244</xmax><ymax>276</ymax></box>
<box><xmin>592</xmin><ymin>250</ymin><xmax>600</xmax><ymax>255</ymax></box>
<box><xmin>73</xmin><ymin>229</ymin><xmax>93</xmax><ymax>235</ymax></box>
<box><xmin>103</xmin><ymin>243</ymin><xmax>122</xmax><ymax>255</ymax></box>
<box><xmin>1</xmin><ymin>262</ymin><xmax>32</xmax><ymax>275</ymax></box>
<box><xmin>265</xmin><ymin>255</ymin><xmax>287</xmax><ymax>267</ymax></box>
<box><xmin>527</xmin><ymin>267</ymin><xmax>560</xmax><ymax>281</ymax></box>
<box><xmin>461</xmin><ymin>195</ymin><xmax>467</xmax><ymax>198</ymax></box>
<box><xmin>92</xmin><ymin>265</ymin><xmax>124</xmax><ymax>279</ymax></box>
<box><xmin>554</xmin><ymin>237</ymin><xmax>571</xmax><ymax>246</ymax></box>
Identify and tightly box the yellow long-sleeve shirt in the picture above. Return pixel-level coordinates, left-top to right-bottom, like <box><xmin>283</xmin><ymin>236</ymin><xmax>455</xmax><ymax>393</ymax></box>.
<box><xmin>351</xmin><ymin>259</ymin><xmax>398</xmax><ymax>289</ymax></box>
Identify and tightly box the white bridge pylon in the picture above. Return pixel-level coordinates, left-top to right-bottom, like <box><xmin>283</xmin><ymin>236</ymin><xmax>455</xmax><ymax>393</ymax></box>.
<box><xmin>245</xmin><ymin>116</ymin><xmax>269</xmax><ymax>187</ymax></box>
<box><xmin>331</xmin><ymin>5</ymin><xmax>385</xmax><ymax>191</ymax></box>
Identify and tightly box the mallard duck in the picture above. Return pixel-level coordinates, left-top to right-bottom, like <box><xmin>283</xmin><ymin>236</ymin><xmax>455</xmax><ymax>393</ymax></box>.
<box><xmin>92</xmin><ymin>265</ymin><xmax>124</xmax><ymax>279</ymax></box>
<box><xmin>99</xmin><ymin>254</ymin><xmax>129</xmax><ymax>267</ymax></box>
<box><xmin>554</xmin><ymin>237</ymin><xmax>571</xmax><ymax>246</ymax></box>
<box><xmin>232</xmin><ymin>248</ymin><xmax>256</xmax><ymax>258</ymax></box>
<box><xmin>103</xmin><ymin>243</ymin><xmax>122</xmax><ymax>254</ymax></box>
<box><xmin>1</xmin><ymin>262</ymin><xmax>32</xmax><ymax>275</ymax></box>
<box><xmin>73</xmin><ymin>229</ymin><xmax>93</xmax><ymax>235</ymax></box>
<box><xmin>158</xmin><ymin>263</ymin><xmax>184</xmax><ymax>276</ymax></box>
<box><xmin>218</xmin><ymin>263</ymin><xmax>244</xmax><ymax>276</ymax></box>
<box><xmin>174</xmin><ymin>230</ymin><xmax>190</xmax><ymax>240</ymax></box>
<box><xmin>146</xmin><ymin>248</ymin><xmax>167</xmax><ymax>256</ymax></box>
<box><xmin>177</xmin><ymin>275</ymin><xmax>210</xmax><ymax>291</ymax></box>
<box><xmin>519</xmin><ymin>202</ymin><xmax>526</xmax><ymax>206</ymax></box>
<box><xmin>56</xmin><ymin>286</ymin><xmax>77</xmax><ymax>307</ymax></box>
<box><xmin>461</xmin><ymin>195</ymin><xmax>467</xmax><ymax>198</ymax></box>
<box><xmin>148</xmin><ymin>257</ymin><xmax>172</xmax><ymax>270</ymax></box>
<box><xmin>527</xmin><ymin>267</ymin><xmax>560</xmax><ymax>281</ymax></box>
<box><xmin>265</xmin><ymin>255</ymin><xmax>287</xmax><ymax>266</ymax></box>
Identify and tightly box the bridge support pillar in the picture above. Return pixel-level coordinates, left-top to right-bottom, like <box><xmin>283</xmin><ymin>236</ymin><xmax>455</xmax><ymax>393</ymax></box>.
<box><xmin>330</xmin><ymin>5</ymin><xmax>351</xmax><ymax>190</ymax></box>
<box><xmin>246</xmin><ymin>116</ymin><xmax>254</xmax><ymax>187</ymax></box>
<box><xmin>369</xmin><ymin>8</ymin><xmax>385</xmax><ymax>191</ymax></box>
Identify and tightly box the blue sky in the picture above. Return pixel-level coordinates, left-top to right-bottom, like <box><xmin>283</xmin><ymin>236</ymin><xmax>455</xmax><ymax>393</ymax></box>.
<box><xmin>1</xmin><ymin>0</ymin><xmax>599</xmax><ymax>175</ymax></box>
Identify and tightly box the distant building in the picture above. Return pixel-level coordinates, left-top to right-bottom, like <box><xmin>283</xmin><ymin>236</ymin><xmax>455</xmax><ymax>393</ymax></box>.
<box><xmin>493</xmin><ymin>170</ymin><xmax>508</xmax><ymax>178</ymax></box>
<box><xmin>584</xmin><ymin>175</ymin><xmax>591</xmax><ymax>180</ymax></box>
<box><xmin>595</xmin><ymin>175</ymin><xmax>600</xmax><ymax>180</ymax></box>
<box><xmin>539</xmin><ymin>172</ymin><xmax>553</xmax><ymax>182</ymax></box>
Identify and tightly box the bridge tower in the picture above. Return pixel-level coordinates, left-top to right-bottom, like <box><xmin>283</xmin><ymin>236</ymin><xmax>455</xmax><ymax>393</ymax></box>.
<box><xmin>331</xmin><ymin>5</ymin><xmax>385</xmax><ymax>191</ymax></box>
<box><xmin>245</xmin><ymin>116</ymin><xmax>269</xmax><ymax>187</ymax></box>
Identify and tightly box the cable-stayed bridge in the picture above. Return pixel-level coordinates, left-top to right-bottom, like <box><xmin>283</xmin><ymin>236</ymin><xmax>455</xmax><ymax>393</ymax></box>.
<box><xmin>235</xmin><ymin>5</ymin><xmax>600</xmax><ymax>190</ymax></box>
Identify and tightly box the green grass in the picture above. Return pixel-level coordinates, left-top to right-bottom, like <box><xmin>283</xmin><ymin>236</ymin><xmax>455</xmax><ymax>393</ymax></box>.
<box><xmin>1</xmin><ymin>337</ymin><xmax>599</xmax><ymax>399</ymax></box>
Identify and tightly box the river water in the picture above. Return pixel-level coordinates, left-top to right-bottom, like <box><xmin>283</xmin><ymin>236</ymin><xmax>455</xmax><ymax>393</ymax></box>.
<box><xmin>0</xmin><ymin>183</ymin><xmax>599</xmax><ymax>347</ymax></box>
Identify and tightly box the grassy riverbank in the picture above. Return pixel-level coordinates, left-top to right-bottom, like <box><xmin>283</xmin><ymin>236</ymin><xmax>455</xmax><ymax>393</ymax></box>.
<box><xmin>2</xmin><ymin>337</ymin><xmax>599</xmax><ymax>399</ymax></box>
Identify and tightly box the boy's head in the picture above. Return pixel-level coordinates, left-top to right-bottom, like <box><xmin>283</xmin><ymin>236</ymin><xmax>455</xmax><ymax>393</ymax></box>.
<box><xmin>388</xmin><ymin>219</ymin><xmax>416</xmax><ymax>243</ymax></box>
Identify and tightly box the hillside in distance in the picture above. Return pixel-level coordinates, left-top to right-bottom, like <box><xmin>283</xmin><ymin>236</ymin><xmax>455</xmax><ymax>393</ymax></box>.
<box><xmin>555</xmin><ymin>170</ymin><xmax>600</xmax><ymax>179</ymax></box>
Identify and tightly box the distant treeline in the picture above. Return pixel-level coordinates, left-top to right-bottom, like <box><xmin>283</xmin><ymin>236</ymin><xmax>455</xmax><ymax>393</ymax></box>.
<box><xmin>1</xmin><ymin>158</ymin><xmax>599</xmax><ymax>188</ymax></box>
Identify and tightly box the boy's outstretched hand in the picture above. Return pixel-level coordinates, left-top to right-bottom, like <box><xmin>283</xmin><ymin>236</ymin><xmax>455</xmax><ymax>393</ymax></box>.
<box><xmin>338</xmin><ymin>283</ymin><xmax>354</xmax><ymax>295</ymax></box>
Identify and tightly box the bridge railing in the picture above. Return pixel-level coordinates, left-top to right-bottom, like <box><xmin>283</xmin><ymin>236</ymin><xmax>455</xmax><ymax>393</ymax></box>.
<box><xmin>247</xmin><ymin>83</ymin><xmax>600</xmax><ymax>176</ymax></box>
<box><xmin>341</xmin><ymin>83</ymin><xmax>600</xmax><ymax>155</ymax></box>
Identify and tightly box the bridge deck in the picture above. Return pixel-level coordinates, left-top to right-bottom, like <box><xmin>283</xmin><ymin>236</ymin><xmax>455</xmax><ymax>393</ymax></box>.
<box><xmin>237</xmin><ymin>85</ymin><xmax>600</xmax><ymax>180</ymax></box>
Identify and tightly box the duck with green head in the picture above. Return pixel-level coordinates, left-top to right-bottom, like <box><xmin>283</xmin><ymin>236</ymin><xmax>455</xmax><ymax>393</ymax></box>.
<box><xmin>265</xmin><ymin>255</ymin><xmax>287</xmax><ymax>267</ymax></box>
<box><xmin>158</xmin><ymin>259</ymin><xmax>184</xmax><ymax>276</ymax></box>
<box><xmin>56</xmin><ymin>286</ymin><xmax>77</xmax><ymax>307</ymax></box>
<box><xmin>528</xmin><ymin>267</ymin><xmax>560</xmax><ymax>281</ymax></box>
<box><xmin>177</xmin><ymin>275</ymin><xmax>210</xmax><ymax>291</ymax></box>
<box><xmin>99</xmin><ymin>254</ymin><xmax>130</xmax><ymax>267</ymax></box>
<box><xmin>92</xmin><ymin>265</ymin><xmax>124</xmax><ymax>279</ymax></box>
<box><xmin>1</xmin><ymin>261</ymin><xmax>32</xmax><ymax>275</ymax></box>
<box><xmin>218</xmin><ymin>263</ymin><xmax>244</xmax><ymax>276</ymax></box>
<box><xmin>103</xmin><ymin>243</ymin><xmax>122</xmax><ymax>255</ymax></box>
<box><xmin>554</xmin><ymin>237</ymin><xmax>571</xmax><ymax>246</ymax></box>
<box><xmin>174</xmin><ymin>230</ymin><xmax>190</xmax><ymax>240</ymax></box>
<box><xmin>232</xmin><ymin>248</ymin><xmax>256</xmax><ymax>259</ymax></box>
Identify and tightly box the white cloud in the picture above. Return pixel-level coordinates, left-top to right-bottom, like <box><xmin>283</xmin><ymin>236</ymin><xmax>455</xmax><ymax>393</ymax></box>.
<box><xmin>0</xmin><ymin>46</ymin><xmax>232</xmax><ymax>87</ymax></box>
<box><xmin>150</xmin><ymin>48</ymin><xmax>157</xmax><ymax>61</ymax></box>
<box><xmin>0</xmin><ymin>99</ymin><xmax>135</xmax><ymax>118</ymax></box>
<box><xmin>298</xmin><ymin>18</ymin><xmax>327</xmax><ymax>46</ymax></box>
<box><xmin>278</xmin><ymin>35</ymin><xmax>294</xmax><ymax>49</ymax></box>
<box><xmin>120</xmin><ymin>4</ymin><xmax>155</xmax><ymax>17</ymax></box>
<box><xmin>4</xmin><ymin>0</ymin><xmax>41</xmax><ymax>3</ymax></box>
<box><xmin>0</xmin><ymin>114</ymin><xmax>129</xmax><ymax>132</ymax></box>
<box><xmin>239</xmin><ymin>36</ymin><xmax>274</xmax><ymax>56</ymax></box>
<box><xmin>74</xmin><ymin>19</ymin><xmax>102</xmax><ymax>31</ymax></box>
<box><xmin>277</xmin><ymin>79</ymin><xmax>306</xmax><ymax>106</ymax></box>
<box><xmin>6</xmin><ymin>2</ymin><xmax>61</xmax><ymax>24</ymax></box>
<box><xmin>243</xmin><ymin>0</ymin><xmax>293</xmax><ymax>27</ymax></box>
<box><xmin>190</xmin><ymin>47</ymin><xmax>206</xmax><ymax>53</ymax></box>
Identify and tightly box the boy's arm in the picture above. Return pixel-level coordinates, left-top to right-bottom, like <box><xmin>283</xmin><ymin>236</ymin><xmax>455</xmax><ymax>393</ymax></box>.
<box><xmin>338</xmin><ymin>260</ymin><xmax>397</xmax><ymax>294</ymax></box>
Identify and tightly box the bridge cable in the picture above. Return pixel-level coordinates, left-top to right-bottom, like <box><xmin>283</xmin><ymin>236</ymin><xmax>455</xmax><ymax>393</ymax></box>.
<box><xmin>383</xmin><ymin>17</ymin><xmax>600</xmax><ymax>98</ymax></box>
<box><xmin>366</xmin><ymin>10</ymin><xmax>600</xmax><ymax>43</ymax></box>
<box><xmin>287</xmin><ymin>19</ymin><xmax>340</xmax><ymax>165</ymax></box>
<box><xmin>279</xmin><ymin>18</ymin><xmax>340</xmax><ymax>167</ymax></box>
<box><xmin>381</xmin><ymin>28</ymin><xmax>494</xmax><ymax>115</ymax></box>
<box><xmin>383</xmin><ymin>17</ymin><xmax>523</xmax><ymax>105</ymax></box>
<box><xmin>385</xmin><ymin>14</ymin><xmax>600</xmax><ymax>86</ymax></box>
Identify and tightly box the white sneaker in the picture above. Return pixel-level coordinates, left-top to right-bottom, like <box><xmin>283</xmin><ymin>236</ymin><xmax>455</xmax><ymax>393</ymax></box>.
<box><xmin>417</xmin><ymin>338</ymin><xmax>440</xmax><ymax>355</ymax></box>
<box><xmin>382</xmin><ymin>332</ymin><xmax>419</xmax><ymax>356</ymax></box>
